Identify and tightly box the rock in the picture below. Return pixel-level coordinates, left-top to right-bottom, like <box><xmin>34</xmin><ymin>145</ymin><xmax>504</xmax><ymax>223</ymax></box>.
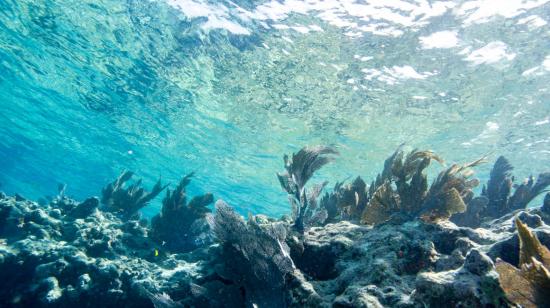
<box><xmin>543</xmin><ymin>193</ymin><xmax>550</xmax><ymax>214</ymax></box>
<box><xmin>516</xmin><ymin>211</ymin><xmax>543</xmax><ymax>228</ymax></box>
<box><xmin>68</xmin><ymin>197</ymin><xmax>99</xmax><ymax>218</ymax></box>
<box><xmin>414</xmin><ymin>250</ymin><xmax>504</xmax><ymax>306</ymax></box>
<box><xmin>285</xmin><ymin>270</ymin><xmax>323</xmax><ymax>307</ymax></box>
<box><xmin>333</xmin><ymin>286</ymin><xmax>384</xmax><ymax>308</ymax></box>
<box><xmin>291</xmin><ymin>221</ymin><xmax>369</xmax><ymax>280</ymax></box>
<box><xmin>463</xmin><ymin>249</ymin><xmax>493</xmax><ymax>275</ymax></box>
<box><xmin>38</xmin><ymin>277</ymin><xmax>63</xmax><ymax>304</ymax></box>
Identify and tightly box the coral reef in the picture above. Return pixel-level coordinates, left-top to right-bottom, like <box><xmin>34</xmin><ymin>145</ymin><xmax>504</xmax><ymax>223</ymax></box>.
<box><xmin>150</xmin><ymin>173</ymin><xmax>214</xmax><ymax>253</ymax></box>
<box><xmin>0</xmin><ymin>193</ymin><xmax>195</xmax><ymax>307</ymax></box>
<box><xmin>2</xmin><ymin>146</ymin><xmax>550</xmax><ymax>307</ymax></box>
<box><xmin>101</xmin><ymin>170</ymin><xmax>167</xmax><ymax>219</ymax></box>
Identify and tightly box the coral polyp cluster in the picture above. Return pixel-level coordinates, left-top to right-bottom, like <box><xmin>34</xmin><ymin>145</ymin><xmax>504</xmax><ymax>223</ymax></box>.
<box><xmin>1</xmin><ymin>145</ymin><xmax>550</xmax><ymax>307</ymax></box>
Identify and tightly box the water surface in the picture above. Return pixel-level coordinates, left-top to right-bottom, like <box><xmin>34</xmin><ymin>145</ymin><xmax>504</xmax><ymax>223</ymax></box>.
<box><xmin>1</xmin><ymin>0</ymin><xmax>549</xmax><ymax>216</ymax></box>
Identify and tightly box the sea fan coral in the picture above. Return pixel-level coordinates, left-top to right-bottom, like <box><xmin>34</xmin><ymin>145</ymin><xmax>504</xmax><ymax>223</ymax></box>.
<box><xmin>150</xmin><ymin>173</ymin><xmax>214</xmax><ymax>252</ymax></box>
<box><xmin>495</xmin><ymin>218</ymin><xmax>550</xmax><ymax>307</ymax></box>
<box><xmin>360</xmin><ymin>181</ymin><xmax>399</xmax><ymax>225</ymax></box>
<box><xmin>420</xmin><ymin>157</ymin><xmax>484</xmax><ymax>222</ymax></box>
<box><xmin>360</xmin><ymin>147</ymin><xmax>467</xmax><ymax>225</ymax></box>
<box><xmin>319</xmin><ymin>176</ymin><xmax>369</xmax><ymax>222</ymax></box>
<box><xmin>483</xmin><ymin>156</ymin><xmax>550</xmax><ymax>217</ymax></box>
<box><xmin>211</xmin><ymin>200</ymin><xmax>295</xmax><ymax>307</ymax></box>
<box><xmin>452</xmin><ymin>156</ymin><xmax>550</xmax><ymax>227</ymax></box>
<box><xmin>100</xmin><ymin>170</ymin><xmax>167</xmax><ymax>219</ymax></box>
<box><xmin>277</xmin><ymin>145</ymin><xmax>338</xmax><ymax>233</ymax></box>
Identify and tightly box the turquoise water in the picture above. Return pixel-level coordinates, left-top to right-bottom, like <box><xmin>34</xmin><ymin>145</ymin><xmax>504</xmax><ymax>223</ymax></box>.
<box><xmin>1</xmin><ymin>0</ymin><xmax>549</xmax><ymax>218</ymax></box>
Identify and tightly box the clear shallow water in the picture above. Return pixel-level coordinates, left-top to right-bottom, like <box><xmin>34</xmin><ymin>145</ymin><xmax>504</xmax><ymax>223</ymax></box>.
<box><xmin>0</xmin><ymin>0</ymin><xmax>549</xmax><ymax>217</ymax></box>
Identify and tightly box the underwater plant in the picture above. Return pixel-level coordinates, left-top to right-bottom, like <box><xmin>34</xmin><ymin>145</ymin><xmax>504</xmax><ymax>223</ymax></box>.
<box><xmin>319</xmin><ymin>176</ymin><xmax>369</xmax><ymax>222</ymax></box>
<box><xmin>483</xmin><ymin>156</ymin><xmax>550</xmax><ymax>217</ymax></box>
<box><xmin>452</xmin><ymin>156</ymin><xmax>550</xmax><ymax>227</ymax></box>
<box><xmin>277</xmin><ymin>145</ymin><xmax>338</xmax><ymax>233</ymax></box>
<box><xmin>419</xmin><ymin>157</ymin><xmax>484</xmax><ymax>222</ymax></box>
<box><xmin>150</xmin><ymin>173</ymin><xmax>214</xmax><ymax>252</ymax></box>
<box><xmin>210</xmin><ymin>200</ymin><xmax>295</xmax><ymax>307</ymax></box>
<box><xmin>101</xmin><ymin>170</ymin><xmax>167</xmax><ymax>219</ymax></box>
<box><xmin>495</xmin><ymin>217</ymin><xmax>550</xmax><ymax>307</ymax></box>
<box><xmin>360</xmin><ymin>147</ymin><xmax>474</xmax><ymax>225</ymax></box>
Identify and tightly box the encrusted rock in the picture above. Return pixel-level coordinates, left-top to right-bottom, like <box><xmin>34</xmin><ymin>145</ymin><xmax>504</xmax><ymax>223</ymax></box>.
<box><xmin>414</xmin><ymin>250</ymin><xmax>504</xmax><ymax>306</ymax></box>
<box><xmin>68</xmin><ymin>197</ymin><xmax>99</xmax><ymax>219</ymax></box>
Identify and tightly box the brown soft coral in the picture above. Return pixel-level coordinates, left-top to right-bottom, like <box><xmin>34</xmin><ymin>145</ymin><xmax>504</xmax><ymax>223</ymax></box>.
<box><xmin>420</xmin><ymin>157</ymin><xmax>484</xmax><ymax>222</ymax></box>
<box><xmin>360</xmin><ymin>147</ymin><xmax>480</xmax><ymax>225</ymax></box>
<box><xmin>495</xmin><ymin>218</ymin><xmax>550</xmax><ymax>307</ymax></box>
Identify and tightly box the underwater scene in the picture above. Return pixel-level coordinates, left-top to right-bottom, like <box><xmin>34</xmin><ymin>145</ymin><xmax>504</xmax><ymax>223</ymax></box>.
<box><xmin>1</xmin><ymin>0</ymin><xmax>550</xmax><ymax>307</ymax></box>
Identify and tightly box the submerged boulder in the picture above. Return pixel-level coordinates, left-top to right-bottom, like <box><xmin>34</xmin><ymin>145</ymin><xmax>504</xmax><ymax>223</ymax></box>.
<box><xmin>414</xmin><ymin>249</ymin><xmax>505</xmax><ymax>306</ymax></box>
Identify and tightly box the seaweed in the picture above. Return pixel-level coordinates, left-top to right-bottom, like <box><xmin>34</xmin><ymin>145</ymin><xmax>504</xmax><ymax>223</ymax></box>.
<box><xmin>210</xmin><ymin>200</ymin><xmax>294</xmax><ymax>307</ymax></box>
<box><xmin>495</xmin><ymin>218</ymin><xmax>550</xmax><ymax>307</ymax></box>
<box><xmin>277</xmin><ymin>145</ymin><xmax>338</xmax><ymax>233</ymax></box>
<box><xmin>100</xmin><ymin>170</ymin><xmax>167</xmax><ymax>219</ymax></box>
<box><xmin>150</xmin><ymin>173</ymin><xmax>214</xmax><ymax>252</ymax></box>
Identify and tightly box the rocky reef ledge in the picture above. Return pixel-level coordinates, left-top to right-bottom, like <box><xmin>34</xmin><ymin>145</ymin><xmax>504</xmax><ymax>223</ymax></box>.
<box><xmin>1</xmin><ymin>146</ymin><xmax>550</xmax><ymax>307</ymax></box>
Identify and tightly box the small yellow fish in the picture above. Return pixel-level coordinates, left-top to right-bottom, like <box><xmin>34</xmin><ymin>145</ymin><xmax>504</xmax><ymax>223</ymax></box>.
<box><xmin>154</xmin><ymin>249</ymin><xmax>159</xmax><ymax>257</ymax></box>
